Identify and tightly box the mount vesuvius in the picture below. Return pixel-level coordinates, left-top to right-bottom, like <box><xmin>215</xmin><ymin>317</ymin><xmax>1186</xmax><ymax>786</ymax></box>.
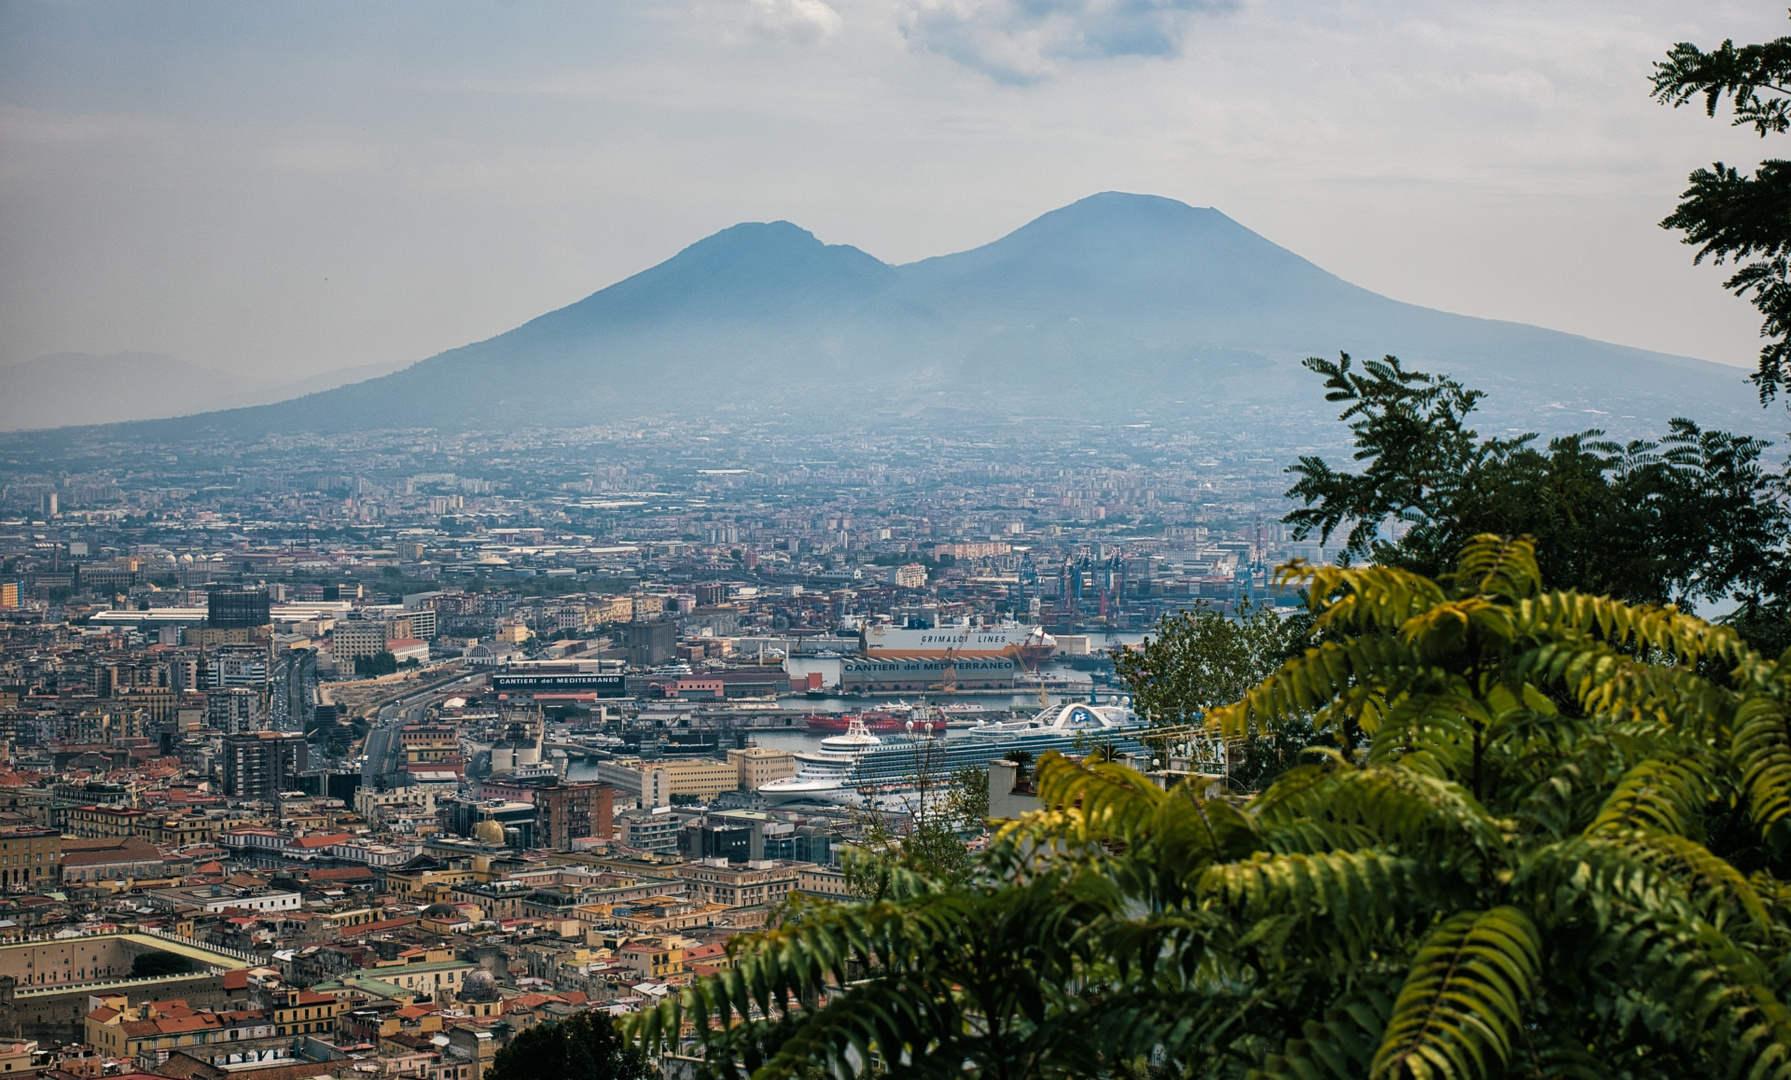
<box><xmin>47</xmin><ymin>192</ymin><xmax>1771</xmax><ymax>438</ymax></box>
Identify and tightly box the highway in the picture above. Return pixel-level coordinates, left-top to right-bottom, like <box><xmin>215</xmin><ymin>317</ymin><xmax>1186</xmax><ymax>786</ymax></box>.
<box><xmin>355</xmin><ymin>666</ymin><xmax>488</xmax><ymax>787</ymax></box>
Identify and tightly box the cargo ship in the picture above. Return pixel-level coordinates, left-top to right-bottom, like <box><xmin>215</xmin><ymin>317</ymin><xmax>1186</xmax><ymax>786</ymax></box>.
<box><xmin>859</xmin><ymin>623</ymin><xmax>1056</xmax><ymax>664</ymax></box>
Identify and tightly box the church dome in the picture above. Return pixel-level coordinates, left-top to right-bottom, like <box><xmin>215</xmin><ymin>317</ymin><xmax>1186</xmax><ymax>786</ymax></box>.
<box><xmin>473</xmin><ymin>819</ymin><xmax>507</xmax><ymax>846</ymax></box>
<box><xmin>460</xmin><ymin>969</ymin><xmax>498</xmax><ymax>1002</ymax></box>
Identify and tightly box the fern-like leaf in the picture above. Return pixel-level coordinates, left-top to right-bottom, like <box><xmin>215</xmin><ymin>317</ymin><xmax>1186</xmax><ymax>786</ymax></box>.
<box><xmin>1371</xmin><ymin>906</ymin><xmax>1541</xmax><ymax>1080</ymax></box>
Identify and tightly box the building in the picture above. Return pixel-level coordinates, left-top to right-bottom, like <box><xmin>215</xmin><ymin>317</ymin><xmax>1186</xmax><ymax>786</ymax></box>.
<box><xmin>354</xmin><ymin>787</ymin><xmax>439</xmax><ymax>823</ymax></box>
<box><xmin>208</xmin><ymin>589</ymin><xmax>271</xmax><ymax>629</ymax></box>
<box><xmin>622</xmin><ymin>620</ymin><xmax>676</xmax><ymax>667</ymax></box>
<box><xmin>85</xmin><ymin>998</ymin><xmax>277</xmax><ymax>1064</ymax></box>
<box><xmin>727</xmin><ymin>747</ymin><xmax>796</xmax><ymax>791</ymax></box>
<box><xmin>401</xmin><ymin>608</ymin><xmax>437</xmax><ymax>639</ymax></box>
<box><xmin>61</xmin><ymin>837</ymin><xmax>165</xmax><ymax>885</ymax></box>
<box><xmin>0</xmin><ymin>825</ymin><xmax>60</xmax><ymax>889</ymax></box>
<box><xmin>640</xmin><ymin>758</ymin><xmax>739</xmax><ymax>802</ymax></box>
<box><xmin>532</xmin><ymin>782</ymin><xmax>614</xmax><ymax>850</ymax></box>
<box><xmin>270</xmin><ymin>989</ymin><xmax>348</xmax><ymax>1037</ymax></box>
<box><xmin>329</xmin><ymin>622</ymin><xmax>388</xmax><ymax>663</ymax></box>
<box><xmin>618</xmin><ymin>941</ymin><xmax>684</xmax><ymax>980</ymax></box>
<box><xmin>614</xmin><ymin>807</ymin><xmax>682</xmax><ymax>853</ymax></box>
<box><xmin>222</xmin><ymin>732</ymin><xmax>308</xmax><ymax>800</ymax></box>
<box><xmin>795</xmin><ymin>865</ymin><xmax>851</xmax><ymax>899</ymax></box>
<box><xmin>387</xmin><ymin>638</ymin><xmax>429</xmax><ymax>664</ymax></box>
<box><xmin>674</xmin><ymin>858</ymin><xmax>801</xmax><ymax>908</ymax></box>
<box><xmin>206</xmin><ymin>688</ymin><xmax>264</xmax><ymax>733</ymax></box>
<box><xmin>206</xmin><ymin>645</ymin><xmax>270</xmax><ymax>689</ymax></box>
<box><xmin>398</xmin><ymin>724</ymin><xmax>458</xmax><ymax>766</ymax></box>
<box><xmin>890</xmin><ymin>563</ymin><xmax>927</xmax><ymax>588</ymax></box>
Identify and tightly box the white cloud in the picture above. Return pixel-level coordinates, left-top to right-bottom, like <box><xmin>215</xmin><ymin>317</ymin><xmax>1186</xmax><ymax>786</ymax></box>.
<box><xmin>747</xmin><ymin>0</ymin><xmax>844</xmax><ymax>43</ymax></box>
<box><xmin>899</xmin><ymin>0</ymin><xmax>1237</xmax><ymax>82</ymax></box>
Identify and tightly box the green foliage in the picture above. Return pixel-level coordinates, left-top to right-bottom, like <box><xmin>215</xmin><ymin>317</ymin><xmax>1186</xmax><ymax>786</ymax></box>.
<box><xmin>487</xmin><ymin>1013</ymin><xmax>651</xmax><ymax>1080</ymax></box>
<box><xmin>129</xmin><ymin>951</ymin><xmax>194</xmax><ymax>978</ymax></box>
<box><xmin>945</xmin><ymin>762</ymin><xmax>990</xmax><ymax>831</ymax></box>
<box><xmin>1651</xmin><ymin>16</ymin><xmax>1791</xmax><ymax>399</ymax></box>
<box><xmin>1114</xmin><ymin>600</ymin><xmax>1307</xmax><ymax>726</ymax></box>
<box><xmin>1113</xmin><ymin>599</ymin><xmax>1313</xmax><ymax>790</ymax></box>
<box><xmin>633</xmin><ymin>536</ymin><xmax>1791</xmax><ymax>1080</ymax></box>
<box><xmin>1283</xmin><ymin>353</ymin><xmax>1791</xmax><ymax>654</ymax></box>
<box><xmin>354</xmin><ymin>650</ymin><xmax>398</xmax><ymax>677</ymax></box>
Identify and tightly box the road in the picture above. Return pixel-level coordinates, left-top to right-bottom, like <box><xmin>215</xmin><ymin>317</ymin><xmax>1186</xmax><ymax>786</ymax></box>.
<box><xmin>355</xmin><ymin>666</ymin><xmax>488</xmax><ymax>787</ymax></box>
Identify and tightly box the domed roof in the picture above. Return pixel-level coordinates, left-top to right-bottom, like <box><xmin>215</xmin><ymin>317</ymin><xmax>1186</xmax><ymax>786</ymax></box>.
<box><xmin>459</xmin><ymin>969</ymin><xmax>498</xmax><ymax>1002</ymax></box>
<box><xmin>473</xmin><ymin>819</ymin><xmax>506</xmax><ymax>845</ymax></box>
<box><xmin>421</xmin><ymin>903</ymin><xmax>459</xmax><ymax>917</ymax></box>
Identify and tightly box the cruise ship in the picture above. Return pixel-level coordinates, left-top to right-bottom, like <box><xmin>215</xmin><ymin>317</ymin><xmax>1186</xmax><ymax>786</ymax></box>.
<box><xmin>760</xmin><ymin>702</ymin><xmax>1149</xmax><ymax>808</ymax></box>
<box><xmin>759</xmin><ymin>718</ymin><xmax>886</xmax><ymax>805</ymax></box>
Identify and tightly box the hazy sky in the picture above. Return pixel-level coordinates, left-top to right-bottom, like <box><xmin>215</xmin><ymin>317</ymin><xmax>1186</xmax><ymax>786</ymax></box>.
<box><xmin>3</xmin><ymin>1</ymin><xmax>1790</xmax><ymax>380</ymax></box>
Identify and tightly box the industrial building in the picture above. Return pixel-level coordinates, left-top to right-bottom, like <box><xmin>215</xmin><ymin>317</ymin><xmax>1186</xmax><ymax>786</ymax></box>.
<box><xmin>838</xmin><ymin>654</ymin><xmax>1020</xmax><ymax>692</ymax></box>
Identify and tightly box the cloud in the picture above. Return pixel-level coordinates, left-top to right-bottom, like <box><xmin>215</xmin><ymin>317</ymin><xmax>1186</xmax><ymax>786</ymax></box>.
<box><xmin>899</xmin><ymin>0</ymin><xmax>1236</xmax><ymax>83</ymax></box>
<box><xmin>746</xmin><ymin>0</ymin><xmax>844</xmax><ymax>43</ymax></box>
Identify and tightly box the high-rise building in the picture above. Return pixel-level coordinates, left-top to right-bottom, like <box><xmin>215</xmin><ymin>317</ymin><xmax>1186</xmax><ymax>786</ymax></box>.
<box><xmin>330</xmin><ymin>621</ymin><xmax>388</xmax><ymax>662</ymax></box>
<box><xmin>222</xmin><ymin>732</ymin><xmax>308</xmax><ymax>800</ymax></box>
<box><xmin>207</xmin><ymin>643</ymin><xmax>270</xmax><ymax>688</ymax></box>
<box><xmin>208</xmin><ymin>588</ymin><xmax>271</xmax><ymax>629</ymax></box>
<box><xmin>207</xmin><ymin>687</ymin><xmax>264</xmax><ymax>733</ymax></box>
<box><xmin>532</xmin><ymin>781</ymin><xmax>614</xmax><ymax>850</ymax></box>
<box><xmin>622</xmin><ymin>620</ymin><xmax>676</xmax><ymax>667</ymax></box>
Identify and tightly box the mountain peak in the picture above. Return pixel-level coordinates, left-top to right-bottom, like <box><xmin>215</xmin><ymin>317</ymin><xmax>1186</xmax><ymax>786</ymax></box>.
<box><xmin>59</xmin><ymin>190</ymin><xmax>1759</xmax><ymax>438</ymax></box>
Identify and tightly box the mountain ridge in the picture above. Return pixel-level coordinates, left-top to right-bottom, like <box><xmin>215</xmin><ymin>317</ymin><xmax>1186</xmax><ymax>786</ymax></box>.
<box><xmin>10</xmin><ymin>192</ymin><xmax>1769</xmax><ymax>440</ymax></box>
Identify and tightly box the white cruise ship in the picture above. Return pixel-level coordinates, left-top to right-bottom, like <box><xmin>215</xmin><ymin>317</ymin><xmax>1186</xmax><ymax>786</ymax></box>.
<box><xmin>759</xmin><ymin>718</ymin><xmax>885</xmax><ymax>806</ymax></box>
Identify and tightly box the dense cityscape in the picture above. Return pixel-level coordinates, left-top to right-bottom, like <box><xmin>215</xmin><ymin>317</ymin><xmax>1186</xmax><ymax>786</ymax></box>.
<box><xmin>0</xmin><ymin>410</ymin><xmax>1344</xmax><ymax>1079</ymax></box>
<box><xmin>12</xmin><ymin>2</ymin><xmax>1791</xmax><ymax>1076</ymax></box>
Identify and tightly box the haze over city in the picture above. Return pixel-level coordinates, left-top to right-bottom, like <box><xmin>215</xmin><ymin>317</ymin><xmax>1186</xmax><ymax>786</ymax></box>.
<box><xmin>1</xmin><ymin>5</ymin><xmax>1790</xmax><ymax>1079</ymax></box>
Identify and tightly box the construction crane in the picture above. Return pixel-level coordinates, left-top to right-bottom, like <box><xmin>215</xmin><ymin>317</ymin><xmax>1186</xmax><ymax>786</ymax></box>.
<box><xmin>929</xmin><ymin>647</ymin><xmax>959</xmax><ymax>695</ymax></box>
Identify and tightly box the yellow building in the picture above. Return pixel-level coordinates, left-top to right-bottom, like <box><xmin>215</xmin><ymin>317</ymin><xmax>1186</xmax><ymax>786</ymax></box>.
<box><xmin>272</xmin><ymin>989</ymin><xmax>349</xmax><ymax>1037</ymax></box>
<box><xmin>795</xmin><ymin>865</ymin><xmax>852</xmax><ymax>900</ymax></box>
<box><xmin>0</xmin><ymin>1038</ymin><xmax>34</xmax><ymax>1076</ymax></box>
<box><xmin>642</xmin><ymin>758</ymin><xmax>739</xmax><ymax>800</ymax></box>
<box><xmin>383</xmin><ymin>864</ymin><xmax>476</xmax><ymax>902</ymax></box>
<box><xmin>0</xmin><ymin>826</ymin><xmax>59</xmax><ymax>889</ymax></box>
<box><xmin>726</xmin><ymin>747</ymin><xmax>796</xmax><ymax>791</ymax></box>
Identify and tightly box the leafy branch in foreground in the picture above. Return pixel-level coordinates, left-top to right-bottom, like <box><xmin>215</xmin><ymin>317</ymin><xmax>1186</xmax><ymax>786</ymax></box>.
<box><xmin>1652</xmin><ymin>13</ymin><xmax>1791</xmax><ymax>400</ymax></box>
<box><xmin>634</xmin><ymin>535</ymin><xmax>1791</xmax><ymax>1080</ymax></box>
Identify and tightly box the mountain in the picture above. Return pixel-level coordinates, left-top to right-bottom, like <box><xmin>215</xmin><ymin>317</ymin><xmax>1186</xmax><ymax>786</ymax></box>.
<box><xmin>0</xmin><ymin>353</ymin><xmax>411</xmax><ymax>431</ymax></box>
<box><xmin>32</xmin><ymin>193</ymin><xmax>1773</xmax><ymax>439</ymax></box>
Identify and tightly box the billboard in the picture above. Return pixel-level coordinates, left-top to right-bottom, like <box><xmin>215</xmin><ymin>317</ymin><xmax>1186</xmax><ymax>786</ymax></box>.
<box><xmin>491</xmin><ymin>672</ymin><xmax>627</xmax><ymax>697</ymax></box>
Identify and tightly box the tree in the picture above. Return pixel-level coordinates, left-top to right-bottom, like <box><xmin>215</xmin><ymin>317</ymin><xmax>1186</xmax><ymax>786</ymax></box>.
<box><xmin>1284</xmin><ymin>353</ymin><xmax>1791</xmax><ymax>653</ymax></box>
<box><xmin>843</xmin><ymin>741</ymin><xmax>992</xmax><ymax>898</ymax></box>
<box><xmin>130</xmin><ymin>951</ymin><xmax>194</xmax><ymax>978</ymax></box>
<box><xmin>1112</xmin><ymin>599</ymin><xmax>1313</xmax><ymax>790</ymax></box>
<box><xmin>1652</xmin><ymin>16</ymin><xmax>1791</xmax><ymax>400</ymax></box>
<box><xmin>943</xmin><ymin>761</ymin><xmax>990</xmax><ymax>831</ymax></box>
<box><xmin>634</xmin><ymin>536</ymin><xmax>1791</xmax><ymax>1079</ymax></box>
<box><xmin>487</xmin><ymin>1013</ymin><xmax>651</xmax><ymax>1080</ymax></box>
<box><xmin>355</xmin><ymin>650</ymin><xmax>398</xmax><ymax>677</ymax></box>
